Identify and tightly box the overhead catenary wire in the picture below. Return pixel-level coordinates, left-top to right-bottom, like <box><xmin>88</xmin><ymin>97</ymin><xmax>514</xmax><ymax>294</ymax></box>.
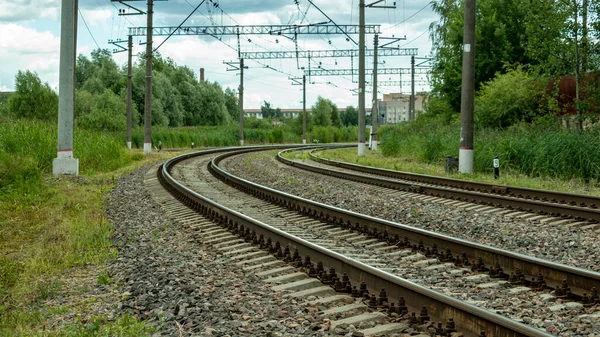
<box><xmin>382</xmin><ymin>2</ymin><xmax>431</xmax><ymax>31</ymax></box>
<box><xmin>154</xmin><ymin>0</ymin><xmax>206</xmax><ymax>51</ymax></box>
<box><xmin>79</xmin><ymin>9</ymin><xmax>101</xmax><ymax>49</ymax></box>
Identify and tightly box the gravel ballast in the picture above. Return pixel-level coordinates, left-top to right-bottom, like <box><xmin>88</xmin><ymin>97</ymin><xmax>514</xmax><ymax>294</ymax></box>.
<box><xmin>104</xmin><ymin>163</ymin><xmax>340</xmax><ymax>336</ymax></box>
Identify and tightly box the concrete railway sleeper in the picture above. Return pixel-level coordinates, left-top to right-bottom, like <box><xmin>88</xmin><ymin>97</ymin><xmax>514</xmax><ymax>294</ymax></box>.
<box><xmin>158</xmin><ymin>147</ymin><xmax>553</xmax><ymax>337</ymax></box>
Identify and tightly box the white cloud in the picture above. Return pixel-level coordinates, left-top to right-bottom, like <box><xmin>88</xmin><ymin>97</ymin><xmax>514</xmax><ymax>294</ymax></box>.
<box><xmin>0</xmin><ymin>24</ymin><xmax>60</xmax><ymax>90</ymax></box>
<box><xmin>230</xmin><ymin>12</ymin><xmax>282</xmax><ymax>25</ymax></box>
<box><xmin>0</xmin><ymin>0</ymin><xmax>59</xmax><ymax>22</ymax></box>
<box><xmin>80</xmin><ymin>9</ymin><xmax>112</xmax><ymax>27</ymax></box>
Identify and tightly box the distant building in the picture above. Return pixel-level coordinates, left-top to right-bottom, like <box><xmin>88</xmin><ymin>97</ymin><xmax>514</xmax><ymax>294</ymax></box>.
<box><xmin>378</xmin><ymin>93</ymin><xmax>428</xmax><ymax>124</ymax></box>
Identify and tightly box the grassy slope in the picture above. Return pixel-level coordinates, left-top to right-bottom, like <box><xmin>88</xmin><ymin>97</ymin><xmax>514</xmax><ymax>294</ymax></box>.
<box><xmin>0</xmin><ymin>152</ymin><xmax>182</xmax><ymax>336</ymax></box>
<box><xmin>0</xmin><ymin>118</ymin><xmax>191</xmax><ymax>336</ymax></box>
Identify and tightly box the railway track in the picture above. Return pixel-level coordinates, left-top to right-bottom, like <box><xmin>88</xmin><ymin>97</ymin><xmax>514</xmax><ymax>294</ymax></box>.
<box><xmin>282</xmin><ymin>146</ymin><xmax>600</xmax><ymax>226</ymax></box>
<box><xmin>216</xmin><ymin>147</ymin><xmax>600</xmax><ymax>299</ymax></box>
<box><xmin>154</xmin><ymin>146</ymin><xmax>599</xmax><ymax>336</ymax></box>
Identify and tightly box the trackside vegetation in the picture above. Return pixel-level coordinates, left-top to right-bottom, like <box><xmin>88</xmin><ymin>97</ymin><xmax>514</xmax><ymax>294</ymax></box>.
<box><xmin>0</xmin><ymin>48</ymin><xmax>360</xmax><ymax>335</ymax></box>
<box><xmin>376</xmin><ymin>116</ymin><xmax>600</xmax><ymax>185</ymax></box>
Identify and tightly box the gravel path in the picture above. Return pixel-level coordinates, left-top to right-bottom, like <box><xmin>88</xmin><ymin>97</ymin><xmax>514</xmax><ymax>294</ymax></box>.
<box><xmin>221</xmin><ymin>151</ymin><xmax>600</xmax><ymax>272</ymax></box>
<box><xmin>104</xmin><ymin>163</ymin><xmax>340</xmax><ymax>336</ymax></box>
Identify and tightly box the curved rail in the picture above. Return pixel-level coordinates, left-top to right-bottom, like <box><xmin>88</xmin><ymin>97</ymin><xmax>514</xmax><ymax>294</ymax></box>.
<box><xmin>304</xmin><ymin>147</ymin><xmax>600</xmax><ymax>222</ymax></box>
<box><xmin>159</xmin><ymin>146</ymin><xmax>552</xmax><ymax>337</ymax></box>
<box><xmin>215</xmin><ymin>147</ymin><xmax>600</xmax><ymax>298</ymax></box>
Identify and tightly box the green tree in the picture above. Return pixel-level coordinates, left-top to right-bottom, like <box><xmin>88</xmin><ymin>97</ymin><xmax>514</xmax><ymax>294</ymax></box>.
<box><xmin>311</xmin><ymin>96</ymin><xmax>333</xmax><ymax>127</ymax></box>
<box><xmin>77</xmin><ymin>89</ymin><xmax>127</xmax><ymax>131</ymax></box>
<box><xmin>330</xmin><ymin>102</ymin><xmax>342</xmax><ymax>127</ymax></box>
<box><xmin>224</xmin><ymin>88</ymin><xmax>239</xmax><ymax>122</ymax></box>
<box><xmin>429</xmin><ymin>0</ymin><xmax>532</xmax><ymax>111</ymax></box>
<box><xmin>195</xmin><ymin>82</ymin><xmax>230</xmax><ymax>125</ymax></box>
<box><xmin>8</xmin><ymin>70</ymin><xmax>58</xmax><ymax>120</ymax></box>
<box><xmin>475</xmin><ymin>66</ymin><xmax>545</xmax><ymax>128</ymax></box>
<box><xmin>340</xmin><ymin>106</ymin><xmax>358</xmax><ymax>126</ymax></box>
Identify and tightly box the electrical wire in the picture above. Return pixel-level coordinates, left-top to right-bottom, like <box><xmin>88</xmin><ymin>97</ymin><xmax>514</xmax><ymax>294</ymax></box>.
<box><xmin>79</xmin><ymin>9</ymin><xmax>100</xmax><ymax>49</ymax></box>
<box><xmin>155</xmin><ymin>0</ymin><xmax>206</xmax><ymax>51</ymax></box>
<box><xmin>382</xmin><ymin>2</ymin><xmax>431</xmax><ymax>31</ymax></box>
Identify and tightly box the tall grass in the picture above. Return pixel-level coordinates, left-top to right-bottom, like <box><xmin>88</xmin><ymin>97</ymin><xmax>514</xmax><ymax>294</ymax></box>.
<box><xmin>0</xmin><ymin>119</ymin><xmax>139</xmax><ymax>200</ymax></box>
<box><xmin>130</xmin><ymin>124</ymin><xmax>303</xmax><ymax>148</ymax></box>
<box><xmin>379</xmin><ymin>117</ymin><xmax>600</xmax><ymax>182</ymax></box>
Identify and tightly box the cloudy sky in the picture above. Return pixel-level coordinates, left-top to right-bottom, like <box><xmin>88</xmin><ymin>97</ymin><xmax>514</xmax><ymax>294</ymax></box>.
<box><xmin>0</xmin><ymin>0</ymin><xmax>437</xmax><ymax>109</ymax></box>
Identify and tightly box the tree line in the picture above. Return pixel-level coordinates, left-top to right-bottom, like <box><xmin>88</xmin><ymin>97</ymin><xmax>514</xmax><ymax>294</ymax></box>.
<box><xmin>3</xmin><ymin>49</ymin><xmax>239</xmax><ymax>130</ymax></box>
<box><xmin>2</xmin><ymin>48</ymin><xmax>363</xmax><ymax>133</ymax></box>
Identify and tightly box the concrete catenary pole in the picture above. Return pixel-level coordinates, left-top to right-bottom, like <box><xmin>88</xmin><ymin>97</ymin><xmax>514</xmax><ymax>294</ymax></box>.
<box><xmin>239</xmin><ymin>58</ymin><xmax>245</xmax><ymax>146</ymax></box>
<box><xmin>459</xmin><ymin>0</ymin><xmax>476</xmax><ymax>173</ymax></box>
<box><xmin>371</xmin><ymin>34</ymin><xmax>379</xmax><ymax>151</ymax></box>
<box><xmin>302</xmin><ymin>74</ymin><xmax>307</xmax><ymax>145</ymax></box>
<box><xmin>126</xmin><ymin>35</ymin><xmax>133</xmax><ymax>149</ymax></box>
<box><xmin>53</xmin><ymin>0</ymin><xmax>79</xmax><ymax>176</ymax></box>
<box><xmin>358</xmin><ymin>0</ymin><xmax>366</xmax><ymax>156</ymax></box>
<box><xmin>200</xmin><ymin>68</ymin><xmax>205</xmax><ymax>83</ymax></box>
<box><xmin>143</xmin><ymin>0</ymin><xmax>153</xmax><ymax>154</ymax></box>
<box><xmin>410</xmin><ymin>55</ymin><xmax>415</xmax><ymax>120</ymax></box>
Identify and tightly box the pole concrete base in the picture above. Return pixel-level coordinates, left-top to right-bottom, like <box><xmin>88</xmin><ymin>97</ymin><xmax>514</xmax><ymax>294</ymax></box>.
<box><xmin>126</xmin><ymin>141</ymin><xmax>132</xmax><ymax>149</ymax></box>
<box><xmin>240</xmin><ymin>139</ymin><xmax>244</xmax><ymax>146</ymax></box>
<box><xmin>302</xmin><ymin>139</ymin><xmax>306</xmax><ymax>145</ymax></box>
<box><xmin>358</xmin><ymin>142</ymin><xmax>366</xmax><ymax>156</ymax></box>
<box><xmin>459</xmin><ymin>148</ymin><xmax>473</xmax><ymax>174</ymax></box>
<box><xmin>52</xmin><ymin>151</ymin><xmax>79</xmax><ymax>176</ymax></box>
<box><xmin>143</xmin><ymin>142</ymin><xmax>152</xmax><ymax>154</ymax></box>
<box><xmin>372</xmin><ymin>141</ymin><xmax>378</xmax><ymax>151</ymax></box>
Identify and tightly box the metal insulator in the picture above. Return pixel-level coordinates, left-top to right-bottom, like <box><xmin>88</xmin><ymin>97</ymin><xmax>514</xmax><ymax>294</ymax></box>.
<box><xmin>351</xmin><ymin>286</ymin><xmax>360</xmax><ymax>298</ymax></box>
<box><xmin>397</xmin><ymin>296</ymin><xmax>407</xmax><ymax>314</ymax></box>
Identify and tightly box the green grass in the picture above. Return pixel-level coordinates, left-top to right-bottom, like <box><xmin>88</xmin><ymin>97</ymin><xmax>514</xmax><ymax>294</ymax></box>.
<box><xmin>0</xmin><ymin>118</ymin><xmax>175</xmax><ymax>336</ymax></box>
<box><xmin>130</xmin><ymin>124</ymin><xmax>302</xmax><ymax>148</ymax></box>
<box><xmin>313</xmin><ymin>118</ymin><xmax>600</xmax><ymax>195</ymax></box>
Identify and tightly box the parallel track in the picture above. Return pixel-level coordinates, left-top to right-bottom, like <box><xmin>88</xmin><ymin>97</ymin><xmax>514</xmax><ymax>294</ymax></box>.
<box><xmin>283</xmin><ymin>146</ymin><xmax>600</xmax><ymax>223</ymax></box>
<box><xmin>213</xmin><ymin>147</ymin><xmax>600</xmax><ymax>299</ymax></box>
<box><xmin>157</xmin><ymin>146</ymin><xmax>563</xmax><ymax>337</ymax></box>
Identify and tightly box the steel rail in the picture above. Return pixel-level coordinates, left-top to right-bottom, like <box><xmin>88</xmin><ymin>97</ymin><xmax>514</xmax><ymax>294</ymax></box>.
<box><xmin>276</xmin><ymin>148</ymin><xmax>600</xmax><ymax>222</ymax></box>
<box><xmin>159</xmin><ymin>146</ymin><xmax>552</xmax><ymax>337</ymax></box>
<box><xmin>309</xmin><ymin>147</ymin><xmax>600</xmax><ymax>213</ymax></box>
<box><xmin>208</xmin><ymin>147</ymin><xmax>600</xmax><ymax>298</ymax></box>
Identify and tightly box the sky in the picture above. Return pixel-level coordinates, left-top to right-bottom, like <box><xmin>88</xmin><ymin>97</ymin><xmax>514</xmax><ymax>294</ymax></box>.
<box><xmin>0</xmin><ymin>0</ymin><xmax>438</xmax><ymax>109</ymax></box>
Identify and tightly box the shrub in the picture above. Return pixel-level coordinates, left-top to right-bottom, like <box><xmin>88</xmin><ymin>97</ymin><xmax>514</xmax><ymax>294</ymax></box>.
<box><xmin>475</xmin><ymin>66</ymin><xmax>545</xmax><ymax>128</ymax></box>
<box><xmin>7</xmin><ymin>71</ymin><xmax>58</xmax><ymax>121</ymax></box>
